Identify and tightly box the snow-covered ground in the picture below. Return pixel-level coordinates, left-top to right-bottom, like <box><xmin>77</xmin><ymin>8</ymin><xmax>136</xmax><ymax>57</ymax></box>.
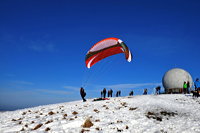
<box><xmin>0</xmin><ymin>94</ymin><xmax>200</xmax><ymax>133</ymax></box>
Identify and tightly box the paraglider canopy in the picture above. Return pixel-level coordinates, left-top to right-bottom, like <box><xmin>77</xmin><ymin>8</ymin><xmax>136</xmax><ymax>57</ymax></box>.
<box><xmin>85</xmin><ymin>37</ymin><xmax>132</xmax><ymax>68</ymax></box>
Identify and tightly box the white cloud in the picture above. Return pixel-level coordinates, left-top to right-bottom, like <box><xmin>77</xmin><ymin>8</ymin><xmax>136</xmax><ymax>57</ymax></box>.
<box><xmin>4</xmin><ymin>74</ymin><xmax>16</xmax><ymax>77</ymax></box>
<box><xmin>63</xmin><ymin>86</ymin><xmax>80</xmax><ymax>91</ymax></box>
<box><xmin>29</xmin><ymin>45</ymin><xmax>43</xmax><ymax>52</ymax></box>
<box><xmin>76</xmin><ymin>82</ymin><xmax>162</xmax><ymax>91</ymax></box>
<box><xmin>29</xmin><ymin>43</ymin><xmax>56</xmax><ymax>52</ymax></box>
<box><xmin>103</xmin><ymin>82</ymin><xmax>162</xmax><ymax>89</ymax></box>
<box><xmin>12</xmin><ymin>80</ymin><xmax>34</xmax><ymax>85</ymax></box>
<box><xmin>36</xmin><ymin>89</ymin><xmax>71</xmax><ymax>95</ymax></box>
<box><xmin>46</xmin><ymin>44</ymin><xmax>56</xmax><ymax>52</ymax></box>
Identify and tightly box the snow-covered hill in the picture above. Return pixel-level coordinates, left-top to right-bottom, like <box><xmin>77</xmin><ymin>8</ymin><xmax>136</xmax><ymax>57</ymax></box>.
<box><xmin>0</xmin><ymin>94</ymin><xmax>200</xmax><ymax>133</ymax></box>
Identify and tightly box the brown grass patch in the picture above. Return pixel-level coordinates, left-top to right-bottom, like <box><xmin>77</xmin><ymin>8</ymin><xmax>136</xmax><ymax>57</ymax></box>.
<box><xmin>160</xmin><ymin>111</ymin><xmax>177</xmax><ymax>116</ymax></box>
<box><xmin>82</xmin><ymin>118</ymin><xmax>93</xmax><ymax>128</ymax></box>
<box><xmin>48</xmin><ymin>111</ymin><xmax>55</xmax><ymax>115</ymax></box>
<box><xmin>121</xmin><ymin>102</ymin><xmax>127</xmax><ymax>106</ymax></box>
<box><xmin>146</xmin><ymin>112</ymin><xmax>162</xmax><ymax>121</ymax></box>
<box><xmin>81</xmin><ymin>129</ymin><xmax>90</xmax><ymax>133</ymax></box>
<box><xmin>117</xmin><ymin>128</ymin><xmax>123</xmax><ymax>132</ymax></box>
<box><xmin>146</xmin><ymin>110</ymin><xmax>178</xmax><ymax>122</ymax></box>
<box><xmin>117</xmin><ymin>120</ymin><xmax>123</xmax><ymax>123</ymax></box>
<box><xmin>20</xmin><ymin>128</ymin><xmax>25</xmax><ymax>131</ymax></box>
<box><xmin>93</xmin><ymin>109</ymin><xmax>99</xmax><ymax>113</ymax></box>
<box><xmin>32</xmin><ymin>124</ymin><xmax>43</xmax><ymax>130</ymax></box>
<box><xmin>35</xmin><ymin>116</ymin><xmax>40</xmax><ymax>118</ymax></box>
<box><xmin>22</xmin><ymin>112</ymin><xmax>26</xmax><ymax>115</ymax></box>
<box><xmin>95</xmin><ymin>119</ymin><xmax>100</xmax><ymax>122</ymax></box>
<box><xmin>129</xmin><ymin>107</ymin><xmax>137</xmax><ymax>110</ymax></box>
<box><xmin>45</xmin><ymin>127</ymin><xmax>51</xmax><ymax>131</ymax></box>
<box><xmin>45</xmin><ymin>120</ymin><xmax>53</xmax><ymax>124</ymax></box>
<box><xmin>102</xmin><ymin>105</ymin><xmax>107</xmax><ymax>107</ymax></box>
<box><xmin>72</xmin><ymin>111</ymin><xmax>78</xmax><ymax>115</ymax></box>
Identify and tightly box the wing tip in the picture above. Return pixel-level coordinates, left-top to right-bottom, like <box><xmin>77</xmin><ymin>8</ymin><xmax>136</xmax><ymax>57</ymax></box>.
<box><xmin>127</xmin><ymin>50</ymin><xmax>132</xmax><ymax>62</ymax></box>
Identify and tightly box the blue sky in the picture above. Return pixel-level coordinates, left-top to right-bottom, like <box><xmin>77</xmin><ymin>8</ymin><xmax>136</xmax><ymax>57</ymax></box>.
<box><xmin>0</xmin><ymin>0</ymin><xmax>200</xmax><ymax>110</ymax></box>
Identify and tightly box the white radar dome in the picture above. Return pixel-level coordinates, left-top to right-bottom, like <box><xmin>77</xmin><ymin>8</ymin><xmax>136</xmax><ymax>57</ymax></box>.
<box><xmin>162</xmin><ymin>68</ymin><xmax>193</xmax><ymax>93</ymax></box>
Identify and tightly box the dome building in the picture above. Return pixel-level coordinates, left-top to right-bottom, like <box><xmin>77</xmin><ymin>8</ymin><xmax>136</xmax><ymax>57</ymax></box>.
<box><xmin>162</xmin><ymin>68</ymin><xmax>193</xmax><ymax>93</ymax></box>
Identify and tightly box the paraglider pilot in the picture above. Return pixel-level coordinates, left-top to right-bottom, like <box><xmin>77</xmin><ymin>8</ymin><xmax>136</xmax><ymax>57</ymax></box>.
<box><xmin>80</xmin><ymin>87</ymin><xmax>86</xmax><ymax>102</ymax></box>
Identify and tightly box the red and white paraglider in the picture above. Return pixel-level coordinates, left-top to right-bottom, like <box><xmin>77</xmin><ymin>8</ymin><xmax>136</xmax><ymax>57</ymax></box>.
<box><xmin>85</xmin><ymin>37</ymin><xmax>132</xmax><ymax>68</ymax></box>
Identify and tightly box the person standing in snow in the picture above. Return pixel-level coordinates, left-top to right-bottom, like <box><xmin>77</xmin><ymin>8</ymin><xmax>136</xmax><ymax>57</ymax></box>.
<box><xmin>186</xmin><ymin>81</ymin><xmax>190</xmax><ymax>94</ymax></box>
<box><xmin>158</xmin><ymin>86</ymin><xmax>161</xmax><ymax>94</ymax></box>
<box><xmin>103</xmin><ymin>88</ymin><xmax>106</xmax><ymax>98</ymax></box>
<box><xmin>194</xmin><ymin>78</ymin><xmax>200</xmax><ymax>91</ymax></box>
<box><xmin>101</xmin><ymin>91</ymin><xmax>103</xmax><ymax>98</ymax></box>
<box><xmin>80</xmin><ymin>87</ymin><xmax>86</xmax><ymax>102</ymax></box>
<box><xmin>110</xmin><ymin>89</ymin><xmax>113</xmax><ymax>97</ymax></box>
<box><xmin>143</xmin><ymin>89</ymin><xmax>147</xmax><ymax>95</ymax></box>
<box><xmin>118</xmin><ymin>90</ymin><xmax>121</xmax><ymax>96</ymax></box>
<box><xmin>129</xmin><ymin>90</ymin><xmax>134</xmax><ymax>96</ymax></box>
<box><xmin>116</xmin><ymin>91</ymin><xmax>119</xmax><ymax>97</ymax></box>
<box><xmin>155</xmin><ymin>86</ymin><xmax>161</xmax><ymax>95</ymax></box>
<box><xmin>107</xmin><ymin>90</ymin><xmax>110</xmax><ymax>97</ymax></box>
<box><xmin>183</xmin><ymin>81</ymin><xmax>187</xmax><ymax>94</ymax></box>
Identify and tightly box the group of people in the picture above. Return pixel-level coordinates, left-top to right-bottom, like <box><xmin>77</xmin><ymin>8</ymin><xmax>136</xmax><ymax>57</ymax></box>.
<box><xmin>80</xmin><ymin>79</ymin><xmax>200</xmax><ymax>102</ymax></box>
<box><xmin>101</xmin><ymin>88</ymin><xmax>114</xmax><ymax>98</ymax></box>
<box><xmin>101</xmin><ymin>88</ymin><xmax>121</xmax><ymax>98</ymax></box>
<box><xmin>183</xmin><ymin>81</ymin><xmax>190</xmax><ymax>94</ymax></box>
<box><xmin>80</xmin><ymin>87</ymin><xmax>149</xmax><ymax>102</ymax></box>
<box><xmin>182</xmin><ymin>78</ymin><xmax>200</xmax><ymax>94</ymax></box>
<box><xmin>115</xmin><ymin>90</ymin><xmax>121</xmax><ymax>97</ymax></box>
<box><xmin>80</xmin><ymin>87</ymin><xmax>124</xmax><ymax>102</ymax></box>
